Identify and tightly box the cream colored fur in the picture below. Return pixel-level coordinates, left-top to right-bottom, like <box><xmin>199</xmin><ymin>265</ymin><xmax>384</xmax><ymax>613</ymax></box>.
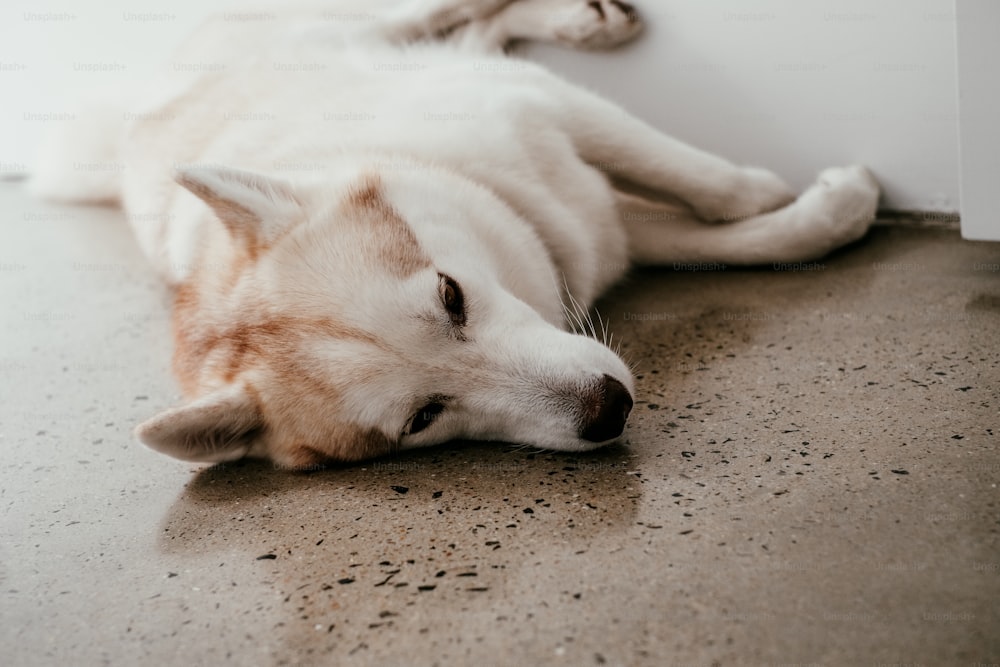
<box><xmin>30</xmin><ymin>0</ymin><xmax>881</xmax><ymax>469</ymax></box>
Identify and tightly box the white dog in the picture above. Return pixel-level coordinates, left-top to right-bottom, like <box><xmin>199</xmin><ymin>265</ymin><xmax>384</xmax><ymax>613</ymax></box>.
<box><xmin>31</xmin><ymin>0</ymin><xmax>880</xmax><ymax>470</ymax></box>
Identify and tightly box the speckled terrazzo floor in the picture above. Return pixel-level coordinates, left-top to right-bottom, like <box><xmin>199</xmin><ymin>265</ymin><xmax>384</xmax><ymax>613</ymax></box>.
<box><xmin>1</xmin><ymin>181</ymin><xmax>998</xmax><ymax>667</ymax></box>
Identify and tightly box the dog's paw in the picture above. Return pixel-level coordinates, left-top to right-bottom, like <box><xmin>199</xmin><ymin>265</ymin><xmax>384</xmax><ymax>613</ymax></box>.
<box><xmin>803</xmin><ymin>165</ymin><xmax>881</xmax><ymax>251</ymax></box>
<box><xmin>552</xmin><ymin>0</ymin><xmax>643</xmax><ymax>50</ymax></box>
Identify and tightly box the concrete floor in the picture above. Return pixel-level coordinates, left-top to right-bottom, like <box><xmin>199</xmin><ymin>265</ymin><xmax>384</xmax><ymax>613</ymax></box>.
<box><xmin>1</xmin><ymin>180</ymin><xmax>998</xmax><ymax>667</ymax></box>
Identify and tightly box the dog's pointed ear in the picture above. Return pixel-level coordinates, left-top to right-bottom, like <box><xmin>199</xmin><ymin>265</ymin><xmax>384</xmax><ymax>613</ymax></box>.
<box><xmin>175</xmin><ymin>166</ymin><xmax>302</xmax><ymax>252</ymax></box>
<box><xmin>135</xmin><ymin>385</ymin><xmax>264</xmax><ymax>464</ymax></box>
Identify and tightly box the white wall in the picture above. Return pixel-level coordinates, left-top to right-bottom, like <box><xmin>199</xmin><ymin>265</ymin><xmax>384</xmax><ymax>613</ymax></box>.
<box><xmin>0</xmin><ymin>0</ymin><xmax>210</xmax><ymax>176</ymax></box>
<box><xmin>530</xmin><ymin>0</ymin><xmax>961</xmax><ymax>213</ymax></box>
<box><xmin>1</xmin><ymin>0</ymin><xmax>961</xmax><ymax>213</ymax></box>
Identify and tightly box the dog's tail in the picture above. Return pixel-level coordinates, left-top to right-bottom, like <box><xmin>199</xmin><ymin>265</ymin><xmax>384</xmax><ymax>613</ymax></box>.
<box><xmin>26</xmin><ymin>89</ymin><xmax>133</xmax><ymax>205</ymax></box>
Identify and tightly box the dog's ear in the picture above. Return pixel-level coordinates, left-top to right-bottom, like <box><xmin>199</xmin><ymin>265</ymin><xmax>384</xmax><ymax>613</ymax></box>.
<box><xmin>175</xmin><ymin>166</ymin><xmax>302</xmax><ymax>253</ymax></box>
<box><xmin>135</xmin><ymin>384</ymin><xmax>264</xmax><ymax>464</ymax></box>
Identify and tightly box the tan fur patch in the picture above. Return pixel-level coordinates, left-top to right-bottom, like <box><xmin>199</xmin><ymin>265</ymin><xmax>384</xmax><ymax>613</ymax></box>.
<box><xmin>172</xmin><ymin>311</ymin><xmax>397</xmax><ymax>465</ymax></box>
<box><xmin>214</xmin><ymin>317</ymin><xmax>381</xmax><ymax>382</ymax></box>
<box><xmin>172</xmin><ymin>280</ymin><xmax>204</xmax><ymax>395</ymax></box>
<box><xmin>346</xmin><ymin>174</ymin><xmax>384</xmax><ymax>210</ymax></box>
<box><xmin>341</xmin><ymin>173</ymin><xmax>430</xmax><ymax>277</ymax></box>
<box><xmin>284</xmin><ymin>445</ymin><xmax>330</xmax><ymax>471</ymax></box>
<box><xmin>275</xmin><ymin>427</ymin><xmax>395</xmax><ymax>471</ymax></box>
<box><xmin>167</xmin><ymin>172</ymin><xmax>427</xmax><ymax>465</ymax></box>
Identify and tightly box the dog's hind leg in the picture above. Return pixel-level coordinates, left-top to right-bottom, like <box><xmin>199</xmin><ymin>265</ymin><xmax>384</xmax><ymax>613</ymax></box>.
<box><xmin>617</xmin><ymin>165</ymin><xmax>880</xmax><ymax>265</ymax></box>
<box><xmin>547</xmin><ymin>79</ymin><xmax>802</xmax><ymax>225</ymax></box>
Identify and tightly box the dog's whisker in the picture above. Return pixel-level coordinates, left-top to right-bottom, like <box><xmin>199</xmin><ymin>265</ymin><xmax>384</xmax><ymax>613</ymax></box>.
<box><xmin>558</xmin><ymin>275</ymin><xmax>588</xmax><ymax>335</ymax></box>
<box><xmin>596</xmin><ymin>309</ymin><xmax>611</xmax><ymax>347</ymax></box>
<box><xmin>566</xmin><ymin>288</ymin><xmax>598</xmax><ymax>342</ymax></box>
<box><xmin>507</xmin><ymin>442</ymin><xmax>545</xmax><ymax>456</ymax></box>
<box><xmin>585</xmin><ymin>308</ymin><xmax>598</xmax><ymax>341</ymax></box>
<box><xmin>564</xmin><ymin>301</ymin><xmax>587</xmax><ymax>336</ymax></box>
<box><xmin>561</xmin><ymin>277</ymin><xmax>596</xmax><ymax>340</ymax></box>
<box><xmin>592</xmin><ymin>307</ymin><xmax>604</xmax><ymax>343</ymax></box>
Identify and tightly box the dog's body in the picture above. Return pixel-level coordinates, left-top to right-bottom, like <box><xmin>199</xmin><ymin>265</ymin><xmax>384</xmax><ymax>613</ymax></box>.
<box><xmin>32</xmin><ymin>0</ymin><xmax>881</xmax><ymax>469</ymax></box>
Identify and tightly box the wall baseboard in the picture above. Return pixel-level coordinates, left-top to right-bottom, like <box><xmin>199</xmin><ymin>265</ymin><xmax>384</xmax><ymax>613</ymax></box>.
<box><xmin>875</xmin><ymin>210</ymin><xmax>961</xmax><ymax>231</ymax></box>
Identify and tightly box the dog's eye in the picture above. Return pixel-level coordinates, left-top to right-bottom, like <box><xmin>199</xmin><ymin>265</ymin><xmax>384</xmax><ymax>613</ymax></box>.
<box><xmin>407</xmin><ymin>402</ymin><xmax>445</xmax><ymax>436</ymax></box>
<box><xmin>438</xmin><ymin>274</ymin><xmax>466</xmax><ymax>327</ymax></box>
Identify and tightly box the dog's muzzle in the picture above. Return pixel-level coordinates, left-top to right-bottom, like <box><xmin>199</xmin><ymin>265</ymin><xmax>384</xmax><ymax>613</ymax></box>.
<box><xmin>579</xmin><ymin>375</ymin><xmax>634</xmax><ymax>443</ymax></box>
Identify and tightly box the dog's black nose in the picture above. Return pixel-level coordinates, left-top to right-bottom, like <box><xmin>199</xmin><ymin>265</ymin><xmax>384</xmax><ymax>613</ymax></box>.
<box><xmin>580</xmin><ymin>375</ymin><xmax>634</xmax><ymax>443</ymax></box>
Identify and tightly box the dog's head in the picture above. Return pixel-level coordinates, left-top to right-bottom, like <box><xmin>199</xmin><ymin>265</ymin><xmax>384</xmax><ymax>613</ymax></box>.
<box><xmin>136</xmin><ymin>165</ymin><xmax>634</xmax><ymax>469</ymax></box>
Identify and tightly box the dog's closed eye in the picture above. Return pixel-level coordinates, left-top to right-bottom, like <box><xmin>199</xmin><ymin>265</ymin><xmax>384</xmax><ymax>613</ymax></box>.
<box><xmin>406</xmin><ymin>401</ymin><xmax>445</xmax><ymax>435</ymax></box>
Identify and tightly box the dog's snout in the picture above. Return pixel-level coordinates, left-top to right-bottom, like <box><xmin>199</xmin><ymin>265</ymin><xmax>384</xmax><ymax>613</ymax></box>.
<box><xmin>579</xmin><ymin>375</ymin><xmax>633</xmax><ymax>443</ymax></box>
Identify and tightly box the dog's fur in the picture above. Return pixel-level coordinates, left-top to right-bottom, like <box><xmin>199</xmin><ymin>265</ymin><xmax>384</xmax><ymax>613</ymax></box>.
<box><xmin>32</xmin><ymin>0</ymin><xmax>881</xmax><ymax>470</ymax></box>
